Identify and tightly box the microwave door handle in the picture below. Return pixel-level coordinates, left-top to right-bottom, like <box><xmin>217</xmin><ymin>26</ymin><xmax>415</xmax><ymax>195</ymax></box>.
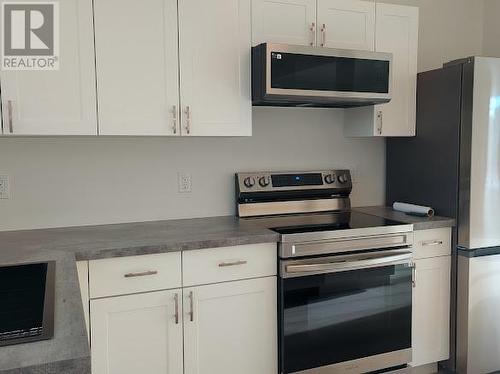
<box><xmin>285</xmin><ymin>252</ymin><xmax>413</xmax><ymax>276</ymax></box>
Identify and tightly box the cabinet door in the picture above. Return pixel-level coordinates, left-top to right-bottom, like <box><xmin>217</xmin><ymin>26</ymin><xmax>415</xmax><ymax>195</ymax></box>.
<box><xmin>317</xmin><ymin>0</ymin><xmax>375</xmax><ymax>50</ymax></box>
<box><xmin>252</xmin><ymin>0</ymin><xmax>317</xmax><ymax>46</ymax></box>
<box><xmin>178</xmin><ymin>0</ymin><xmax>252</xmax><ymax>136</ymax></box>
<box><xmin>94</xmin><ymin>0</ymin><xmax>180</xmax><ymax>135</ymax></box>
<box><xmin>412</xmin><ymin>256</ymin><xmax>451</xmax><ymax>367</ymax></box>
<box><xmin>91</xmin><ymin>290</ymin><xmax>183</xmax><ymax>374</ymax></box>
<box><xmin>0</xmin><ymin>0</ymin><xmax>97</xmax><ymax>135</ymax></box>
<box><xmin>375</xmin><ymin>3</ymin><xmax>418</xmax><ymax>136</ymax></box>
<box><xmin>184</xmin><ymin>277</ymin><xmax>277</xmax><ymax>374</ymax></box>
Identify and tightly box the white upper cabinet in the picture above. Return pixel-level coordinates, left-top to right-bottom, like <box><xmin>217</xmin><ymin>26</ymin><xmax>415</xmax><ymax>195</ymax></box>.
<box><xmin>317</xmin><ymin>0</ymin><xmax>375</xmax><ymax>50</ymax></box>
<box><xmin>374</xmin><ymin>3</ymin><xmax>418</xmax><ymax>136</ymax></box>
<box><xmin>250</xmin><ymin>0</ymin><xmax>374</xmax><ymax>50</ymax></box>
<box><xmin>0</xmin><ymin>0</ymin><xmax>97</xmax><ymax>135</ymax></box>
<box><xmin>344</xmin><ymin>3</ymin><xmax>418</xmax><ymax>137</ymax></box>
<box><xmin>94</xmin><ymin>0</ymin><xmax>180</xmax><ymax>135</ymax></box>
<box><xmin>178</xmin><ymin>0</ymin><xmax>252</xmax><ymax>136</ymax></box>
<box><xmin>252</xmin><ymin>0</ymin><xmax>317</xmax><ymax>46</ymax></box>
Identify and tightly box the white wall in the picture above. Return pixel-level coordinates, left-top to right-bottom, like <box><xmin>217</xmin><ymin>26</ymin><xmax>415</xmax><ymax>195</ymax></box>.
<box><xmin>0</xmin><ymin>1</ymin><xmax>489</xmax><ymax>231</ymax></box>
<box><xmin>483</xmin><ymin>0</ymin><xmax>500</xmax><ymax>57</ymax></box>
<box><xmin>377</xmin><ymin>0</ymin><xmax>484</xmax><ymax>72</ymax></box>
<box><xmin>0</xmin><ymin>108</ymin><xmax>385</xmax><ymax>231</ymax></box>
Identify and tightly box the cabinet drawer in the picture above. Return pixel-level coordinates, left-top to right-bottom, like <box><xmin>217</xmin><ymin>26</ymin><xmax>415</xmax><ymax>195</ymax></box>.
<box><xmin>414</xmin><ymin>228</ymin><xmax>451</xmax><ymax>259</ymax></box>
<box><xmin>183</xmin><ymin>243</ymin><xmax>277</xmax><ymax>287</ymax></box>
<box><xmin>89</xmin><ymin>252</ymin><xmax>181</xmax><ymax>298</ymax></box>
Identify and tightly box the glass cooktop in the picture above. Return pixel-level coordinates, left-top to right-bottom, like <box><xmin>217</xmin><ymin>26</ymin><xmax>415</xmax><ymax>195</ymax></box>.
<box><xmin>250</xmin><ymin>211</ymin><xmax>403</xmax><ymax>235</ymax></box>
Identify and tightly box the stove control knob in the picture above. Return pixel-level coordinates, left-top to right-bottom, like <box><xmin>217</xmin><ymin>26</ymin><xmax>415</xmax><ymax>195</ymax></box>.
<box><xmin>243</xmin><ymin>176</ymin><xmax>256</xmax><ymax>188</ymax></box>
<box><xmin>324</xmin><ymin>174</ymin><xmax>335</xmax><ymax>184</ymax></box>
<box><xmin>338</xmin><ymin>174</ymin><xmax>349</xmax><ymax>184</ymax></box>
<box><xmin>259</xmin><ymin>176</ymin><xmax>271</xmax><ymax>187</ymax></box>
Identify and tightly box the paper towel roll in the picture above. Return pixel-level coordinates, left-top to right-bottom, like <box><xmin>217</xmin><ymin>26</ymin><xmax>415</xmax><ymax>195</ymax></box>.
<box><xmin>393</xmin><ymin>202</ymin><xmax>435</xmax><ymax>217</ymax></box>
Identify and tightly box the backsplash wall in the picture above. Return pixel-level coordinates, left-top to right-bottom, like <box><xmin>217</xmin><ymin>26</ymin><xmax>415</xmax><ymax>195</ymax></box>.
<box><xmin>0</xmin><ymin>108</ymin><xmax>385</xmax><ymax>231</ymax></box>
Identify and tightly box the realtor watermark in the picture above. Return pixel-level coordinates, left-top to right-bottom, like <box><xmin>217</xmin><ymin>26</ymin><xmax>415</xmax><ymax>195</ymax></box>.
<box><xmin>2</xmin><ymin>1</ymin><xmax>59</xmax><ymax>70</ymax></box>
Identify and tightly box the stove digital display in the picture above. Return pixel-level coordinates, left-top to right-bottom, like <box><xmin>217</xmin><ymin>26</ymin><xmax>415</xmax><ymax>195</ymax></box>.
<box><xmin>272</xmin><ymin>173</ymin><xmax>323</xmax><ymax>187</ymax></box>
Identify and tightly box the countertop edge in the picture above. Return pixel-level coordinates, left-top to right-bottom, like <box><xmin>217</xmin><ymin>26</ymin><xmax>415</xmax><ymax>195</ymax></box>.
<box><xmin>0</xmin><ymin>356</ymin><xmax>91</xmax><ymax>374</ymax></box>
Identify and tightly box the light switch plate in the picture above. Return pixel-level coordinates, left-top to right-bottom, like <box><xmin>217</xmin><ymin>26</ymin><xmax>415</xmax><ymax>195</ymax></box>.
<box><xmin>0</xmin><ymin>175</ymin><xmax>10</xmax><ymax>199</ymax></box>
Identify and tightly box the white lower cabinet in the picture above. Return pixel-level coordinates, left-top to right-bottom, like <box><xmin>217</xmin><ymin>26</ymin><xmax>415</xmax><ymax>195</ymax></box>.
<box><xmin>88</xmin><ymin>244</ymin><xmax>277</xmax><ymax>374</ymax></box>
<box><xmin>183</xmin><ymin>277</ymin><xmax>277</xmax><ymax>374</ymax></box>
<box><xmin>90</xmin><ymin>290</ymin><xmax>184</xmax><ymax>374</ymax></box>
<box><xmin>411</xmin><ymin>230</ymin><xmax>451</xmax><ymax>368</ymax></box>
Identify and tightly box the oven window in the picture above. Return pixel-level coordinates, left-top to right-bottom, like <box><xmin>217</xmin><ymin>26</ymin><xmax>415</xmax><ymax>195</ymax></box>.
<box><xmin>280</xmin><ymin>264</ymin><xmax>412</xmax><ymax>373</ymax></box>
<box><xmin>270</xmin><ymin>52</ymin><xmax>390</xmax><ymax>93</ymax></box>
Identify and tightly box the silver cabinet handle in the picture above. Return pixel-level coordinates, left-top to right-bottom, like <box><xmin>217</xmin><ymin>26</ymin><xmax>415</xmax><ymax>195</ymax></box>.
<box><xmin>309</xmin><ymin>22</ymin><xmax>316</xmax><ymax>46</ymax></box>
<box><xmin>174</xmin><ymin>293</ymin><xmax>179</xmax><ymax>324</ymax></box>
<box><xmin>320</xmin><ymin>24</ymin><xmax>326</xmax><ymax>47</ymax></box>
<box><xmin>172</xmin><ymin>105</ymin><xmax>177</xmax><ymax>134</ymax></box>
<box><xmin>188</xmin><ymin>291</ymin><xmax>194</xmax><ymax>322</ymax></box>
<box><xmin>184</xmin><ymin>106</ymin><xmax>191</xmax><ymax>135</ymax></box>
<box><xmin>7</xmin><ymin>100</ymin><xmax>13</xmax><ymax>133</ymax></box>
<box><xmin>411</xmin><ymin>262</ymin><xmax>417</xmax><ymax>288</ymax></box>
<box><xmin>421</xmin><ymin>240</ymin><xmax>443</xmax><ymax>247</ymax></box>
<box><xmin>376</xmin><ymin>110</ymin><xmax>383</xmax><ymax>135</ymax></box>
<box><xmin>123</xmin><ymin>270</ymin><xmax>158</xmax><ymax>278</ymax></box>
<box><xmin>218</xmin><ymin>260</ymin><xmax>247</xmax><ymax>267</ymax></box>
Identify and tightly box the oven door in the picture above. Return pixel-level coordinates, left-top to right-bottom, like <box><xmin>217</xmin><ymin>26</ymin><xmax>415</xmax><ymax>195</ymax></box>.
<box><xmin>279</xmin><ymin>249</ymin><xmax>413</xmax><ymax>374</ymax></box>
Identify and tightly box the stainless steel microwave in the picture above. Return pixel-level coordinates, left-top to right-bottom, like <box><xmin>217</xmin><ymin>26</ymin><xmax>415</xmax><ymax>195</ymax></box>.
<box><xmin>252</xmin><ymin>43</ymin><xmax>393</xmax><ymax>108</ymax></box>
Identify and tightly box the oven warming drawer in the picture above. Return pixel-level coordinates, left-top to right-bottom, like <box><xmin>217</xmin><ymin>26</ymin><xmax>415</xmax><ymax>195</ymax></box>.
<box><xmin>280</xmin><ymin>230</ymin><xmax>414</xmax><ymax>258</ymax></box>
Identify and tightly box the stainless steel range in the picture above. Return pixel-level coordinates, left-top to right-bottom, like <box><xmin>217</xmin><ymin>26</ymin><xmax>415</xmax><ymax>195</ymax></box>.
<box><xmin>236</xmin><ymin>170</ymin><xmax>415</xmax><ymax>374</ymax></box>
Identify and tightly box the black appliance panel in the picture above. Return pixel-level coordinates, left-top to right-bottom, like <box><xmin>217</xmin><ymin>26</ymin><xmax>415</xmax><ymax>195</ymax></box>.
<box><xmin>270</xmin><ymin>211</ymin><xmax>403</xmax><ymax>234</ymax></box>
<box><xmin>270</xmin><ymin>52</ymin><xmax>390</xmax><ymax>93</ymax></box>
<box><xmin>279</xmin><ymin>264</ymin><xmax>412</xmax><ymax>373</ymax></box>
<box><xmin>0</xmin><ymin>262</ymin><xmax>55</xmax><ymax>346</ymax></box>
<box><xmin>271</xmin><ymin>173</ymin><xmax>324</xmax><ymax>187</ymax></box>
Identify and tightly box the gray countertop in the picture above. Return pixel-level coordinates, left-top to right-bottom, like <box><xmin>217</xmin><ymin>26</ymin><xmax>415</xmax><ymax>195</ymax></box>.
<box><xmin>0</xmin><ymin>216</ymin><xmax>279</xmax><ymax>373</ymax></box>
<box><xmin>353</xmin><ymin>206</ymin><xmax>456</xmax><ymax>230</ymax></box>
<box><xmin>0</xmin><ymin>210</ymin><xmax>453</xmax><ymax>372</ymax></box>
<box><xmin>0</xmin><ymin>216</ymin><xmax>279</xmax><ymax>262</ymax></box>
<box><xmin>0</xmin><ymin>249</ymin><xmax>91</xmax><ymax>374</ymax></box>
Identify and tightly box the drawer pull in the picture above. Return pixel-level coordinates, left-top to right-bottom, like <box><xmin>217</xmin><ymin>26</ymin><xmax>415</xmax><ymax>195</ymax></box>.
<box><xmin>421</xmin><ymin>240</ymin><xmax>443</xmax><ymax>247</ymax></box>
<box><xmin>123</xmin><ymin>270</ymin><xmax>158</xmax><ymax>278</ymax></box>
<box><xmin>218</xmin><ymin>260</ymin><xmax>248</xmax><ymax>267</ymax></box>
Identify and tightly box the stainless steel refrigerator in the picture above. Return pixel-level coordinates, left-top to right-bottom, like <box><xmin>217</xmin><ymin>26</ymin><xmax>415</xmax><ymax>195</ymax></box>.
<box><xmin>386</xmin><ymin>56</ymin><xmax>500</xmax><ymax>374</ymax></box>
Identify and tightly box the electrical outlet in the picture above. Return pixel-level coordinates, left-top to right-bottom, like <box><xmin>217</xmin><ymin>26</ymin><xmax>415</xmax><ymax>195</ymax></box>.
<box><xmin>0</xmin><ymin>175</ymin><xmax>10</xmax><ymax>199</ymax></box>
<box><xmin>178</xmin><ymin>173</ymin><xmax>192</xmax><ymax>193</ymax></box>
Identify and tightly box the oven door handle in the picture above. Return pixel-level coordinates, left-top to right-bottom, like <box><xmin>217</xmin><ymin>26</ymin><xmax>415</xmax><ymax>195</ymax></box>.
<box><xmin>284</xmin><ymin>252</ymin><xmax>413</xmax><ymax>277</ymax></box>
